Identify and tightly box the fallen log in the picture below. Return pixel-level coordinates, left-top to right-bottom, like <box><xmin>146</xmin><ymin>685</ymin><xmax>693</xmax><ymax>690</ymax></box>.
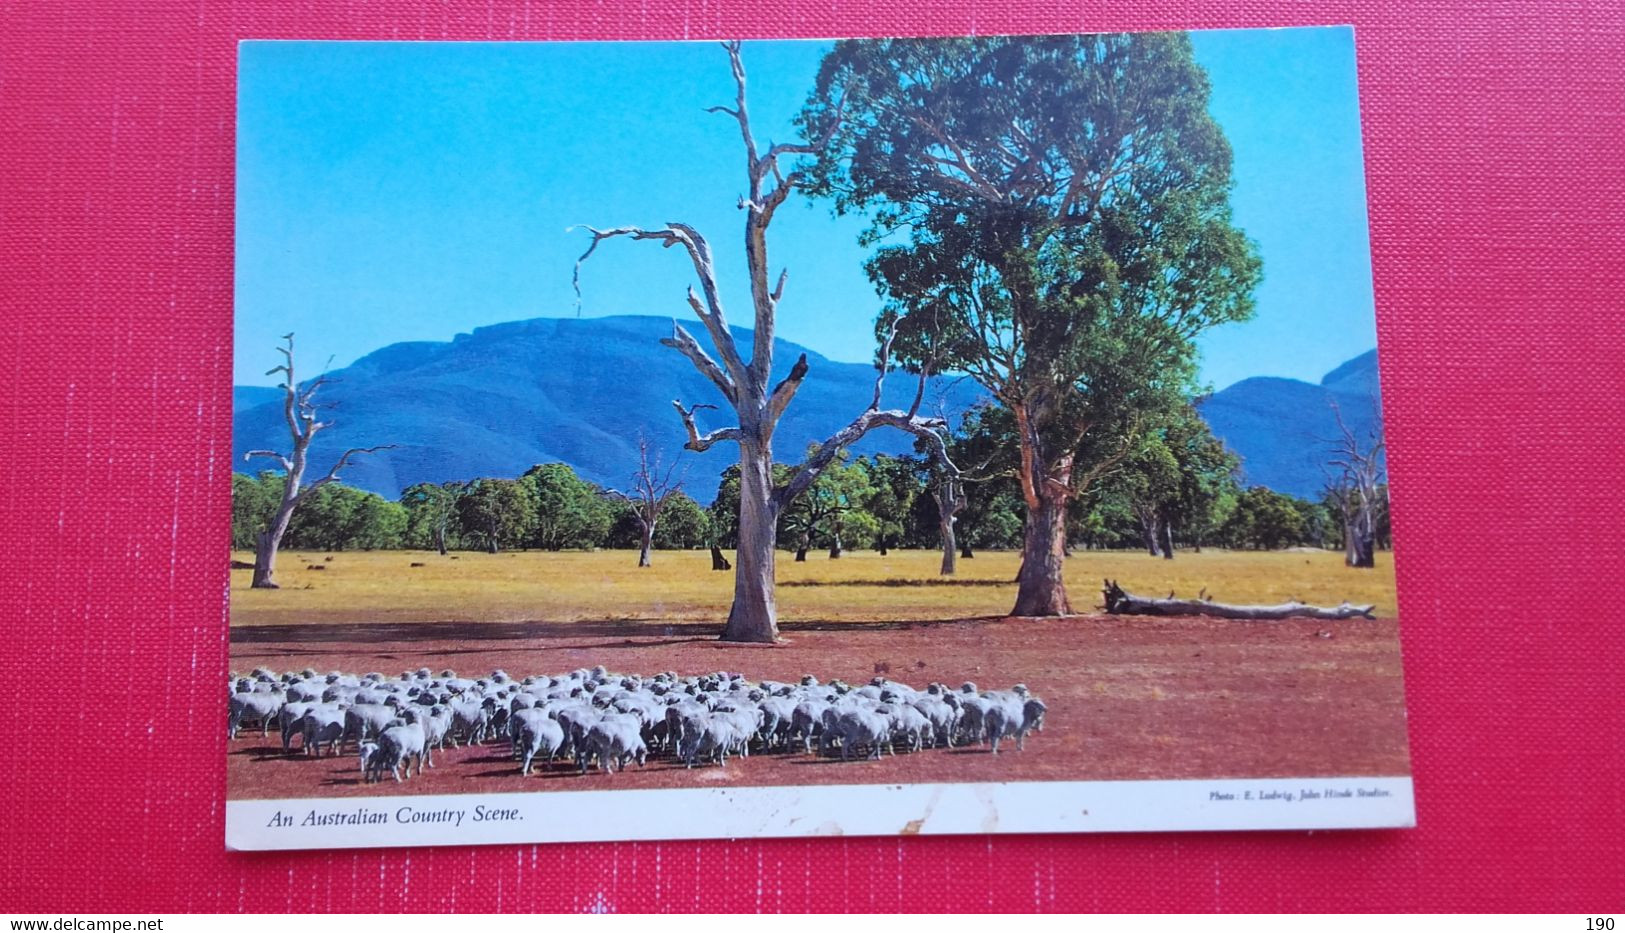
<box><xmin>1102</xmin><ymin>579</ymin><xmax>1376</xmax><ymax>621</ymax></box>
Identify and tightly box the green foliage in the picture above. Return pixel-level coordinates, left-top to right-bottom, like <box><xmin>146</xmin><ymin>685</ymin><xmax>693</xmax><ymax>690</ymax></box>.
<box><xmin>1220</xmin><ymin>487</ymin><xmax>1313</xmax><ymax>550</ymax></box>
<box><xmin>779</xmin><ymin>449</ymin><xmax>878</xmax><ymax>553</ymax></box>
<box><xmin>608</xmin><ymin>491</ymin><xmax>712</xmax><ymax>550</ymax></box>
<box><xmin>1084</xmin><ymin>404</ymin><xmax>1241</xmax><ymax>551</ymax></box>
<box><xmin>283</xmin><ymin>482</ymin><xmax>406</xmax><ymax>551</ymax></box>
<box><xmin>521</xmin><ymin>463</ymin><xmax>613</xmax><ymax>551</ymax></box>
<box><xmin>456</xmin><ymin>478</ymin><xmax>539</xmax><ymax>552</ymax></box>
<box><xmin>803</xmin><ymin>34</ymin><xmax>1262</xmax><ymax>575</ymax></box>
<box><xmin>231</xmin><ymin>472</ymin><xmax>281</xmax><ymax>549</ymax></box>
<box><xmin>929</xmin><ymin>405</ymin><xmax>1027</xmax><ymax>550</ymax></box>
<box><xmin>652</xmin><ymin>492</ymin><xmax>711</xmax><ymax>549</ymax></box>
<box><xmin>400</xmin><ymin>482</ymin><xmax>467</xmax><ymax>551</ymax></box>
<box><xmin>964</xmin><ymin>487</ymin><xmax>1025</xmax><ymax>549</ymax></box>
<box><xmin>707</xmin><ymin>465</ymin><xmax>743</xmax><ymax>549</ymax></box>
<box><xmin>855</xmin><ymin>455</ymin><xmax>917</xmax><ymax>551</ymax></box>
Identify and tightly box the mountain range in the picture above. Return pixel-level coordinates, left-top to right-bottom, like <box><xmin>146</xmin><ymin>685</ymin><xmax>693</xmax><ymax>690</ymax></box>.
<box><xmin>232</xmin><ymin>315</ymin><xmax>985</xmax><ymax>501</ymax></box>
<box><xmin>232</xmin><ymin>315</ymin><xmax>1384</xmax><ymax>502</ymax></box>
<box><xmin>1196</xmin><ymin>348</ymin><xmax>1385</xmax><ymax>497</ymax></box>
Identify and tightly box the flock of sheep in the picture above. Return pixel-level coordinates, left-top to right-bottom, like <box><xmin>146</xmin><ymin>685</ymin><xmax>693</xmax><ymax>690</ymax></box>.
<box><xmin>228</xmin><ymin>666</ymin><xmax>1049</xmax><ymax>784</ymax></box>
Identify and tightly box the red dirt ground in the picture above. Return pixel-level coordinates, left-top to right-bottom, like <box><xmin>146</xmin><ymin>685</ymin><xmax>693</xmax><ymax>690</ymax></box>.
<box><xmin>227</xmin><ymin>614</ymin><xmax>1411</xmax><ymax>799</ymax></box>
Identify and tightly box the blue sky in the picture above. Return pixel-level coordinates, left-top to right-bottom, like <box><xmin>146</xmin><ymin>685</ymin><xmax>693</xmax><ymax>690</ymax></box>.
<box><xmin>236</xmin><ymin>28</ymin><xmax>1377</xmax><ymax>392</ymax></box>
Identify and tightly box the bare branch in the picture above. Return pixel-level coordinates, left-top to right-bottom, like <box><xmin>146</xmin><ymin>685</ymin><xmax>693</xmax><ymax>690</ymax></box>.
<box><xmin>569</xmin><ymin>223</ymin><xmax>686</xmax><ymax>314</ymax></box>
<box><xmin>776</xmin><ymin>408</ymin><xmax>953</xmax><ymax>510</ymax></box>
<box><xmin>243</xmin><ymin>450</ymin><xmax>292</xmax><ymax>472</ymax></box>
<box><xmin>295</xmin><ymin>445</ymin><xmax>398</xmax><ymax>503</ymax></box>
<box><xmin>671</xmin><ymin>400</ymin><xmax>742</xmax><ymax>452</ymax></box>
<box><xmin>770</xmin><ymin>268</ymin><xmax>788</xmax><ymax>304</ymax></box>
<box><xmin>764</xmin><ymin>353</ymin><xmax>809</xmax><ymax>425</ymax></box>
<box><xmin>571</xmin><ymin>222</ymin><xmax>749</xmax><ymax>388</ymax></box>
<box><xmin>659</xmin><ymin>321</ymin><xmax>737</xmax><ymax>404</ymax></box>
<box><xmin>869</xmin><ymin>321</ymin><xmax>898</xmax><ymax>411</ymax></box>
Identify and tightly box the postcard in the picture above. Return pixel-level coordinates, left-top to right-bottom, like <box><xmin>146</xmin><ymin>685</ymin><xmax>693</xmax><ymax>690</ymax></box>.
<box><xmin>227</xmin><ymin>27</ymin><xmax>1412</xmax><ymax>850</ymax></box>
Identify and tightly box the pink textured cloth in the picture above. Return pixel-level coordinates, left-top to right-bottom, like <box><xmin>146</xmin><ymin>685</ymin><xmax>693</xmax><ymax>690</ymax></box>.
<box><xmin>1</xmin><ymin>0</ymin><xmax>1621</xmax><ymax>913</ymax></box>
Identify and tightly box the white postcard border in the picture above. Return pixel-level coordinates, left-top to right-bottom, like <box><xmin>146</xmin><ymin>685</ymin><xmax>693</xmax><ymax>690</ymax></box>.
<box><xmin>227</xmin><ymin>775</ymin><xmax>1414</xmax><ymax>851</ymax></box>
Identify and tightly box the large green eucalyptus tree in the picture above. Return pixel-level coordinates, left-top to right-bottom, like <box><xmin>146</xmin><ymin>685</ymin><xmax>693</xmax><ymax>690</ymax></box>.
<box><xmin>802</xmin><ymin>33</ymin><xmax>1262</xmax><ymax>615</ymax></box>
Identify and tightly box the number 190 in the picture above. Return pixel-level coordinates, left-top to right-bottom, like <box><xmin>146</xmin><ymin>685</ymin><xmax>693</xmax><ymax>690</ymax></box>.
<box><xmin>1587</xmin><ymin>919</ymin><xmax>1615</xmax><ymax>931</ymax></box>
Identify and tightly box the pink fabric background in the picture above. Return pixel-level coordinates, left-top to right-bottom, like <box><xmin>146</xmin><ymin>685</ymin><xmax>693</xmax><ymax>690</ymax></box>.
<box><xmin>2</xmin><ymin>0</ymin><xmax>1621</xmax><ymax>913</ymax></box>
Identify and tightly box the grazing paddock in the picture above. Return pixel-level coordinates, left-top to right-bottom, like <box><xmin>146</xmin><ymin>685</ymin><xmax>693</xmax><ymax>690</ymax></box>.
<box><xmin>228</xmin><ymin>548</ymin><xmax>1407</xmax><ymax>800</ymax></box>
<box><xmin>230</xmin><ymin>548</ymin><xmax>1398</xmax><ymax>627</ymax></box>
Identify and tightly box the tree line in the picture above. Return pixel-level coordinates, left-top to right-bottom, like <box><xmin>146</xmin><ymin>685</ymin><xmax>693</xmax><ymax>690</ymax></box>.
<box><xmin>232</xmin><ymin>410</ymin><xmax>1389</xmax><ymax>559</ymax></box>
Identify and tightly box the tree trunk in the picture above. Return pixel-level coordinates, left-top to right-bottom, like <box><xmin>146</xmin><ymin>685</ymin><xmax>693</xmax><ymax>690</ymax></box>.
<box><xmin>638</xmin><ymin>521</ymin><xmax>654</xmax><ymax>568</ymax></box>
<box><xmin>1161</xmin><ymin>516</ymin><xmax>1175</xmax><ymax>560</ymax></box>
<box><xmin>938</xmin><ymin>514</ymin><xmax>957</xmax><ymax>576</ymax></box>
<box><xmin>1103</xmin><ymin>580</ymin><xmax>1375</xmax><ymax>620</ymax></box>
<box><xmin>487</xmin><ymin>537</ymin><xmax>498</xmax><ymax>554</ymax></box>
<box><xmin>1351</xmin><ymin>518</ymin><xmax>1376</xmax><ymax>568</ymax></box>
<box><xmin>720</xmin><ymin>441</ymin><xmax>779</xmax><ymax>643</ymax></box>
<box><xmin>709</xmin><ymin>545</ymin><xmax>732</xmax><ymax>571</ymax></box>
<box><xmin>961</xmin><ymin>543</ymin><xmax>974</xmax><ymax>559</ymax></box>
<box><xmin>250</xmin><ymin>482</ymin><xmax>300</xmax><ymax>589</ymax></box>
<box><xmin>795</xmin><ymin>545</ymin><xmax>808</xmax><ymax>562</ymax></box>
<box><xmin>434</xmin><ymin>524</ymin><xmax>448</xmax><ymax>556</ymax></box>
<box><xmin>1011</xmin><ymin>492</ymin><xmax>1072</xmax><ymax>616</ymax></box>
<box><xmin>1142</xmin><ymin>513</ymin><xmax>1162</xmax><ymax>557</ymax></box>
<box><xmin>828</xmin><ymin>534</ymin><xmax>842</xmax><ymax>559</ymax></box>
<box><xmin>251</xmin><ymin>530</ymin><xmax>279</xmax><ymax>589</ymax></box>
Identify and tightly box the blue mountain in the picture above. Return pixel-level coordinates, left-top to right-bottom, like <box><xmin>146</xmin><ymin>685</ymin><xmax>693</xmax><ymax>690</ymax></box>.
<box><xmin>232</xmin><ymin>385</ymin><xmax>283</xmax><ymax>412</ymax></box>
<box><xmin>231</xmin><ymin>315</ymin><xmax>984</xmax><ymax>500</ymax></box>
<box><xmin>233</xmin><ymin>317</ymin><xmax>1382</xmax><ymax>503</ymax></box>
<box><xmin>1198</xmin><ymin>349</ymin><xmax>1386</xmax><ymax>498</ymax></box>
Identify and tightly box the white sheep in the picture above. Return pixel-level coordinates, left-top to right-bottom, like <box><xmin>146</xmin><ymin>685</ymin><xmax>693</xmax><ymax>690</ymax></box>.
<box><xmin>300</xmin><ymin>704</ymin><xmax>348</xmax><ymax>757</ymax></box>
<box><xmin>511</xmin><ymin>710</ymin><xmax>565</xmax><ymax>774</ymax></box>
<box><xmin>228</xmin><ymin>686</ymin><xmax>284</xmax><ymax>739</ymax></box>
<box><xmin>375</xmin><ymin>716</ymin><xmax>427</xmax><ymax>781</ymax></box>
<box><xmin>831</xmin><ymin>706</ymin><xmax>892</xmax><ymax>761</ymax></box>
<box><xmin>584</xmin><ymin>715</ymin><xmax>647</xmax><ymax>773</ymax></box>
<box><xmin>343</xmin><ymin>703</ymin><xmax>398</xmax><ymax>751</ymax></box>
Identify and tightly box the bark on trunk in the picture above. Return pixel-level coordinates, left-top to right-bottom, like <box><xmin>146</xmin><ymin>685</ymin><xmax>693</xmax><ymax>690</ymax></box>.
<box><xmin>709</xmin><ymin>545</ymin><xmax>732</xmax><ymax>571</ymax></box>
<box><xmin>827</xmin><ymin>536</ymin><xmax>842</xmax><ymax>559</ymax></box>
<box><xmin>794</xmin><ymin>546</ymin><xmax>808</xmax><ymax>562</ymax></box>
<box><xmin>720</xmin><ymin>442</ymin><xmax>779</xmax><ymax>643</ymax></box>
<box><xmin>939</xmin><ymin>515</ymin><xmax>957</xmax><ymax>576</ymax></box>
<box><xmin>1103</xmin><ymin>580</ymin><xmax>1376</xmax><ymax>620</ymax></box>
<box><xmin>1350</xmin><ymin>527</ymin><xmax>1375</xmax><ymax>568</ymax></box>
<box><xmin>251</xmin><ymin>530</ymin><xmax>280</xmax><ymax>589</ymax></box>
<box><xmin>250</xmin><ymin>486</ymin><xmax>300</xmax><ymax>589</ymax></box>
<box><xmin>638</xmin><ymin>522</ymin><xmax>654</xmax><ymax>568</ymax></box>
<box><xmin>1142</xmin><ymin>514</ymin><xmax>1162</xmax><ymax>557</ymax></box>
<box><xmin>1011</xmin><ymin>493</ymin><xmax>1072</xmax><ymax>616</ymax></box>
<box><xmin>960</xmin><ymin>543</ymin><xmax>974</xmax><ymax>559</ymax></box>
<box><xmin>434</xmin><ymin>525</ymin><xmax>448</xmax><ymax>556</ymax></box>
<box><xmin>1161</xmin><ymin>517</ymin><xmax>1175</xmax><ymax>561</ymax></box>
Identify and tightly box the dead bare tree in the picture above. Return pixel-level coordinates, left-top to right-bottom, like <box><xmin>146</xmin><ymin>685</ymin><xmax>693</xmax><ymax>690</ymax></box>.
<box><xmin>1327</xmin><ymin>398</ymin><xmax>1386</xmax><ymax>569</ymax></box>
<box><xmin>1102</xmin><ymin>580</ymin><xmax>1375</xmax><ymax>620</ymax></box>
<box><xmin>606</xmin><ymin>435</ymin><xmax>684</xmax><ymax>568</ymax></box>
<box><xmin>574</xmin><ymin>42</ymin><xmax>952</xmax><ymax>642</ymax></box>
<box><xmin>242</xmin><ymin>334</ymin><xmax>394</xmax><ymax>589</ymax></box>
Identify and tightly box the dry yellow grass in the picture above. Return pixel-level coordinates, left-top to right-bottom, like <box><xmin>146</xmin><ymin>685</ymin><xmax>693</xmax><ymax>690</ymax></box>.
<box><xmin>230</xmin><ymin>547</ymin><xmax>1398</xmax><ymax>627</ymax></box>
